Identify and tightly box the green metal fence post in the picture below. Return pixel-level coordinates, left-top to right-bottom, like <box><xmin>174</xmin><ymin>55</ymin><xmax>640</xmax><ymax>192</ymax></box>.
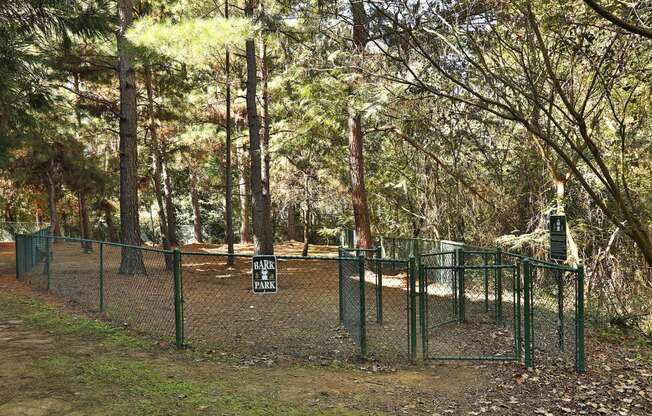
<box><xmin>495</xmin><ymin>247</ymin><xmax>503</xmax><ymax>324</ymax></box>
<box><xmin>173</xmin><ymin>249</ymin><xmax>184</xmax><ymax>348</ymax></box>
<box><xmin>576</xmin><ymin>264</ymin><xmax>586</xmax><ymax>374</ymax></box>
<box><xmin>338</xmin><ymin>247</ymin><xmax>344</xmax><ymax>324</ymax></box>
<box><xmin>523</xmin><ymin>258</ymin><xmax>533</xmax><ymax>369</ymax></box>
<box><xmin>456</xmin><ymin>248</ymin><xmax>465</xmax><ymax>323</ymax></box>
<box><xmin>452</xmin><ymin>250</ymin><xmax>458</xmax><ymax>318</ymax></box>
<box><xmin>46</xmin><ymin>237</ymin><xmax>51</xmax><ymax>290</ymax></box>
<box><xmin>375</xmin><ymin>247</ymin><xmax>383</xmax><ymax>323</ymax></box>
<box><xmin>557</xmin><ymin>269</ymin><xmax>565</xmax><ymax>352</ymax></box>
<box><xmin>483</xmin><ymin>253</ymin><xmax>489</xmax><ymax>312</ymax></box>
<box><xmin>358</xmin><ymin>253</ymin><xmax>367</xmax><ymax>357</ymax></box>
<box><xmin>515</xmin><ymin>261</ymin><xmax>522</xmax><ymax>360</ymax></box>
<box><xmin>409</xmin><ymin>256</ymin><xmax>417</xmax><ymax>361</ymax></box>
<box><xmin>99</xmin><ymin>242</ymin><xmax>104</xmax><ymax>312</ymax></box>
<box><xmin>419</xmin><ymin>262</ymin><xmax>427</xmax><ymax>359</ymax></box>
<box><xmin>15</xmin><ymin>236</ymin><xmax>20</xmax><ymax>279</ymax></box>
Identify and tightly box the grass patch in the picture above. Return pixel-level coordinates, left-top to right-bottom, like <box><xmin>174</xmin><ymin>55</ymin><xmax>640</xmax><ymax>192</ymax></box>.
<box><xmin>1</xmin><ymin>295</ymin><xmax>366</xmax><ymax>415</ymax></box>
<box><xmin>0</xmin><ymin>295</ymin><xmax>151</xmax><ymax>350</ymax></box>
<box><xmin>38</xmin><ymin>355</ymin><xmax>360</xmax><ymax>416</ymax></box>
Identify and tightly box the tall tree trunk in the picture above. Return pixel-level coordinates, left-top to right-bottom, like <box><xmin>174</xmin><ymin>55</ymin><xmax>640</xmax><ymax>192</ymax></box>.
<box><xmin>117</xmin><ymin>0</ymin><xmax>145</xmax><ymax>274</ymax></box>
<box><xmin>245</xmin><ymin>0</ymin><xmax>273</xmax><ymax>254</ymax></box>
<box><xmin>237</xmin><ymin>136</ymin><xmax>252</xmax><ymax>244</ymax></box>
<box><xmin>348</xmin><ymin>0</ymin><xmax>372</xmax><ymax>250</ymax></box>
<box><xmin>259</xmin><ymin>22</ymin><xmax>273</xmax><ymax>247</ymax></box>
<box><xmin>287</xmin><ymin>204</ymin><xmax>296</xmax><ymax>241</ymax></box>
<box><xmin>45</xmin><ymin>169</ymin><xmax>60</xmax><ymax>236</ymax></box>
<box><xmin>162</xmin><ymin>155</ymin><xmax>179</xmax><ymax>248</ymax></box>
<box><xmin>189</xmin><ymin>168</ymin><xmax>203</xmax><ymax>243</ymax></box>
<box><xmin>224</xmin><ymin>1</ymin><xmax>235</xmax><ymax>261</ymax></box>
<box><xmin>144</xmin><ymin>63</ymin><xmax>170</xmax><ymax>250</ymax></box>
<box><xmin>302</xmin><ymin>177</ymin><xmax>310</xmax><ymax>257</ymax></box>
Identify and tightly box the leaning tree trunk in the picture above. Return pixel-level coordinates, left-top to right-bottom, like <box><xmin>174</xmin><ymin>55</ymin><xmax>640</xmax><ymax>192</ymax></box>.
<box><xmin>245</xmin><ymin>0</ymin><xmax>273</xmax><ymax>254</ymax></box>
<box><xmin>347</xmin><ymin>0</ymin><xmax>373</xmax><ymax>251</ymax></box>
<box><xmin>237</xmin><ymin>136</ymin><xmax>252</xmax><ymax>244</ymax></box>
<box><xmin>117</xmin><ymin>0</ymin><xmax>145</xmax><ymax>275</ymax></box>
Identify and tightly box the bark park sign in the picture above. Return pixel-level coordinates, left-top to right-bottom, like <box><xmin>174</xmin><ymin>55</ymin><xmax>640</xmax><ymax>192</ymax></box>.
<box><xmin>252</xmin><ymin>255</ymin><xmax>278</xmax><ymax>293</ymax></box>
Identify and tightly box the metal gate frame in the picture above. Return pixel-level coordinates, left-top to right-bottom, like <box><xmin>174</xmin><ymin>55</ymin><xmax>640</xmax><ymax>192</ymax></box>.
<box><xmin>420</xmin><ymin>247</ymin><xmax>521</xmax><ymax>362</ymax></box>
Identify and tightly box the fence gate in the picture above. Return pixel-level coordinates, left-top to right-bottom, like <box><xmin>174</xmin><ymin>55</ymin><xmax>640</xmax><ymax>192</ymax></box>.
<box><xmin>420</xmin><ymin>248</ymin><xmax>521</xmax><ymax>362</ymax></box>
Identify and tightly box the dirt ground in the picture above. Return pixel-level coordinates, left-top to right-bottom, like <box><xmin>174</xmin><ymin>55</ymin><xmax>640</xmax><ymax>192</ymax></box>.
<box><xmin>2</xmin><ymin>242</ymin><xmax>652</xmax><ymax>415</ymax></box>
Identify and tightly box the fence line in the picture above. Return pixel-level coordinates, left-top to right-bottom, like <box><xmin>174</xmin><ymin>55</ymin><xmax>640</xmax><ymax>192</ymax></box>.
<box><xmin>14</xmin><ymin>229</ymin><xmax>584</xmax><ymax>372</ymax></box>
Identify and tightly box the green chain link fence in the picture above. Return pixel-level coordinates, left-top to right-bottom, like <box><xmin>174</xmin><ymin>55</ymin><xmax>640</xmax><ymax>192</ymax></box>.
<box><xmin>15</xmin><ymin>230</ymin><xmax>583</xmax><ymax>372</ymax></box>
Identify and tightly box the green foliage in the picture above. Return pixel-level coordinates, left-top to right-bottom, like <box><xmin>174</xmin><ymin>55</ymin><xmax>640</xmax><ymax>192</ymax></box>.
<box><xmin>127</xmin><ymin>16</ymin><xmax>254</xmax><ymax>67</ymax></box>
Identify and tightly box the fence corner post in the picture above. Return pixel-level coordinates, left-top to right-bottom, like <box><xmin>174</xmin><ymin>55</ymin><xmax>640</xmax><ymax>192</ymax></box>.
<box><xmin>173</xmin><ymin>248</ymin><xmax>184</xmax><ymax>349</ymax></box>
<box><xmin>576</xmin><ymin>264</ymin><xmax>586</xmax><ymax>374</ymax></box>
<box><xmin>419</xmin><ymin>262</ymin><xmax>427</xmax><ymax>359</ymax></box>
<box><xmin>409</xmin><ymin>256</ymin><xmax>417</xmax><ymax>361</ymax></box>
<box><xmin>357</xmin><ymin>253</ymin><xmax>367</xmax><ymax>358</ymax></box>
<box><xmin>375</xmin><ymin>247</ymin><xmax>383</xmax><ymax>324</ymax></box>
<box><xmin>338</xmin><ymin>247</ymin><xmax>344</xmax><ymax>324</ymax></box>
<box><xmin>523</xmin><ymin>257</ymin><xmax>533</xmax><ymax>370</ymax></box>
<box><xmin>456</xmin><ymin>248</ymin><xmax>465</xmax><ymax>323</ymax></box>
<box><xmin>15</xmin><ymin>236</ymin><xmax>20</xmax><ymax>280</ymax></box>
<box><xmin>496</xmin><ymin>246</ymin><xmax>503</xmax><ymax>324</ymax></box>
<box><xmin>99</xmin><ymin>242</ymin><xmax>104</xmax><ymax>312</ymax></box>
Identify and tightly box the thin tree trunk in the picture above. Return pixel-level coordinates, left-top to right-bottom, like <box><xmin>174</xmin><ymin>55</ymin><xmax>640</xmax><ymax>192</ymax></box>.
<box><xmin>287</xmin><ymin>204</ymin><xmax>296</xmax><ymax>241</ymax></box>
<box><xmin>302</xmin><ymin>177</ymin><xmax>310</xmax><ymax>257</ymax></box>
<box><xmin>45</xmin><ymin>169</ymin><xmax>60</xmax><ymax>237</ymax></box>
<box><xmin>224</xmin><ymin>1</ymin><xmax>235</xmax><ymax>261</ymax></box>
<box><xmin>144</xmin><ymin>63</ymin><xmax>170</xmax><ymax>250</ymax></box>
<box><xmin>117</xmin><ymin>0</ymin><xmax>145</xmax><ymax>274</ymax></box>
<box><xmin>245</xmin><ymin>0</ymin><xmax>273</xmax><ymax>255</ymax></box>
<box><xmin>189</xmin><ymin>168</ymin><xmax>203</xmax><ymax>243</ymax></box>
<box><xmin>237</xmin><ymin>136</ymin><xmax>252</xmax><ymax>244</ymax></box>
<box><xmin>348</xmin><ymin>0</ymin><xmax>372</xmax><ymax>250</ymax></box>
<box><xmin>79</xmin><ymin>193</ymin><xmax>92</xmax><ymax>252</ymax></box>
<box><xmin>161</xmin><ymin>151</ymin><xmax>179</xmax><ymax>248</ymax></box>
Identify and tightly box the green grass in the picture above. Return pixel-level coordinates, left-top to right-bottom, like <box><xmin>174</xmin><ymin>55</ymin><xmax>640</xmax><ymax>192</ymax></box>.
<box><xmin>1</xmin><ymin>295</ymin><xmax>365</xmax><ymax>415</ymax></box>
<box><xmin>0</xmin><ymin>295</ymin><xmax>151</xmax><ymax>350</ymax></box>
<box><xmin>38</xmin><ymin>355</ymin><xmax>359</xmax><ymax>415</ymax></box>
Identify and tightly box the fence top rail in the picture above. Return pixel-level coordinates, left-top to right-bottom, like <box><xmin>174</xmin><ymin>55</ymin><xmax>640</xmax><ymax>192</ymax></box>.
<box><xmin>421</xmin><ymin>251</ymin><xmax>456</xmax><ymax>257</ymax></box>
<box><xmin>424</xmin><ymin>264</ymin><xmax>517</xmax><ymax>271</ymax></box>
<box><xmin>527</xmin><ymin>258</ymin><xmax>577</xmax><ymax>272</ymax></box>
<box><xmin>182</xmin><ymin>251</ymin><xmax>375</xmax><ymax>262</ymax></box>
<box><xmin>464</xmin><ymin>249</ymin><xmax>499</xmax><ymax>255</ymax></box>
<box><xmin>502</xmin><ymin>251</ymin><xmax>527</xmax><ymax>259</ymax></box>
<box><xmin>374</xmin><ymin>258</ymin><xmax>410</xmax><ymax>265</ymax></box>
<box><xmin>339</xmin><ymin>246</ymin><xmax>378</xmax><ymax>253</ymax></box>
<box><xmin>19</xmin><ymin>234</ymin><xmax>174</xmax><ymax>255</ymax></box>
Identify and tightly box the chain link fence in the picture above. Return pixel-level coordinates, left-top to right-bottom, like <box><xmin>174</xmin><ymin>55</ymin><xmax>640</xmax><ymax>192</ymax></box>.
<box><xmin>14</xmin><ymin>230</ymin><xmax>584</xmax><ymax>371</ymax></box>
<box><xmin>524</xmin><ymin>259</ymin><xmax>584</xmax><ymax>373</ymax></box>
